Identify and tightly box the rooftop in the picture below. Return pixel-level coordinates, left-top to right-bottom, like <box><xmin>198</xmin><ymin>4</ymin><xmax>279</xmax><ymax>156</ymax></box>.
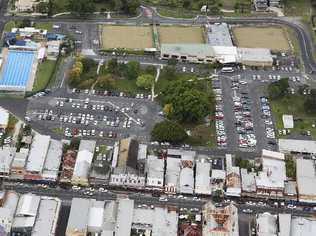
<box><xmin>66</xmin><ymin>198</ymin><xmax>90</xmax><ymax>235</ymax></box>
<box><xmin>237</xmin><ymin>47</ymin><xmax>273</xmax><ymax>63</ymax></box>
<box><xmin>16</xmin><ymin>193</ymin><xmax>40</xmax><ymax>217</ymax></box>
<box><xmin>240</xmin><ymin>169</ymin><xmax>256</xmax><ymax>193</ymax></box>
<box><xmin>0</xmin><ymin>107</ymin><xmax>9</xmax><ymax>127</ymax></box>
<box><xmin>114</xmin><ymin>199</ymin><xmax>134</xmax><ymax>236</ymax></box>
<box><xmin>0</xmin><ymin>147</ymin><xmax>16</xmax><ymax>174</ymax></box>
<box><xmin>205</xmin><ymin>23</ymin><xmax>233</xmax><ymax>47</ymax></box>
<box><xmin>195</xmin><ymin>162</ymin><xmax>211</xmax><ymax>195</ymax></box>
<box><xmin>282</xmin><ymin>114</ymin><xmax>294</xmax><ymax>129</ymax></box>
<box><xmin>32</xmin><ymin>197</ymin><xmax>61</xmax><ymax>236</ymax></box>
<box><xmin>161</xmin><ymin>44</ymin><xmax>215</xmax><ymax>58</ymax></box>
<box><xmin>279</xmin><ymin>139</ymin><xmax>316</xmax><ymax>154</ymax></box>
<box><xmin>296</xmin><ymin>159</ymin><xmax>316</xmax><ymax>202</ymax></box>
<box><xmin>25</xmin><ymin>134</ymin><xmax>50</xmax><ymax>173</ymax></box>
<box><xmin>146</xmin><ymin>155</ymin><xmax>164</xmax><ymax>179</ymax></box>
<box><xmin>291</xmin><ymin>217</ymin><xmax>316</xmax><ymax>236</ymax></box>
<box><xmin>42</xmin><ymin>139</ymin><xmax>62</xmax><ymax>181</ymax></box>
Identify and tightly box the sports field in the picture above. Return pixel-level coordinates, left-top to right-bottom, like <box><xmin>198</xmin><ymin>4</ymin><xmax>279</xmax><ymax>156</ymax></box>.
<box><xmin>101</xmin><ymin>26</ymin><xmax>153</xmax><ymax>49</ymax></box>
<box><xmin>232</xmin><ymin>26</ymin><xmax>291</xmax><ymax>51</ymax></box>
<box><xmin>158</xmin><ymin>26</ymin><xmax>204</xmax><ymax>44</ymax></box>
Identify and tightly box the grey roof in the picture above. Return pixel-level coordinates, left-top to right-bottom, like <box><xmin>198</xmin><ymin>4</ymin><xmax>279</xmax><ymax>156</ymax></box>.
<box><xmin>167</xmin><ymin>149</ymin><xmax>196</xmax><ymax>160</ymax></box>
<box><xmin>32</xmin><ymin>198</ymin><xmax>61</xmax><ymax>236</ymax></box>
<box><xmin>26</xmin><ymin>134</ymin><xmax>50</xmax><ymax>172</ymax></box>
<box><xmin>206</xmin><ymin>23</ymin><xmax>233</xmax><ymax>46</ymax></box>
<box><xmin>152</xmin><ymin>208</ymin><xmax>178</xmax><ymax>236</ymax></box>
<box><xmin>66</xmin><ymin>198</ymin><xmax>90</xmax><ymax>234</ymax></box>
<box><xmin>16</xmin><ymin>193</ymin><xmax>40</xmax><ymax>217</ymax></box>
<box><xmin>11</xmin><ymin>148</ymin><xmax>28</xmax><ymax>168</ymax></box>
<box><xmin>296</xmin><ymin>159</ymin><xmax>316</xmax><ymax>199</ymax></box>
<box><xmin>279</xmin><ymin>139</ymin><xmax>316</xmax><ymax>154</ymax></box>
<box><xmin>114</xmin><ymin>199</ymin><xmax>134</xmax><ymax>236</ymax></box>
<box><xmin>195</xmin><ymin>162</ymin><xmax>211</xmax><ymax>195</ymax></box>
<box><xmin>73</xmin><ymin>140</ymin><xmax>96</xmax><ymax>180</ymax></box>
<box><xmin>42</xmin><ymin>139</ymin><xmax>63</xmax><ymax>180</ymax></box>
<box><xmin>137</xmin><ymin>144</ymin><xmax>147</xmax><ymax>160</ymax></box>
<box><xmin>161</xmin><ymin>44</ymin><xmax>215</xmax><ymax>58</ymax></box>
<box><xmin>237</xmin><ymin>47</ymin><xmax>273</xmax><ymax>63</ymax></box>
<box><xmin>179</xmin><ymin>167</ymin><xmax>194</xmax><ymax>194</ymax></box>
<box><xmin>78</xmin><ymin>139</ymin><xmax>96</xmax><ymax>153</ymax></box>
<box><xmin>240</xmin><ymin>168</ymin><xmax>256</xmax><ymax>193</ymax></box>
<box><xmin>291</xmin><ymin>217</ymin><xmax>316</xmax><ymax>236</ymax></box>
<box><xmin>165</xmin><ymin>157</ymin><xmax>180</xmax><ymax>188</ymax></box>
<box><xmin>146</xmin><ymin>155</ymin><xmax>164</xmax><ymax>179</ymax></box>
<box><xmin>3</xmin><ymin>191</ymin><xmax>19</xmax><ymax>218</ymax></box>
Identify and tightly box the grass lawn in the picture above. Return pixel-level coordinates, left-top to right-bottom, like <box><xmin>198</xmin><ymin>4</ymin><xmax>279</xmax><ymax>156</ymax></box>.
<box><xmin>33</xmin><ymin>22</ymin><xmax>53</xmax><ymax>31</ymax></box>
<box><xmin>156</xmin><ymin>6</ymin><xmax>199</xmax><ymax>18</ymax></box>
<box><xmin>4</xmin><ymin>21</ymin><xmax>19</xmax><ymax>32</ymax></box>
<box><xmin>33</xmin><ymin>60</ymin><xmax>56</xmax><ymax>92</ymax></box>
<box><xmin>270</xmin><ymin>94</ymin><xmax>316</xmax><ymax>138</ymax></box>
<box><xmin>185</xmin><ymin>121</ymin><xmax>216</xmax><ymax>147</ymax></box>
<box><xmin>284</xmin><ymin>0</ymin><xmax>311</xmax><ymax>19</ymax></box>
<box><xmin>114</xmin><ymin>79</ymin><xmax>147</xmax><ymax>95</ymax></box>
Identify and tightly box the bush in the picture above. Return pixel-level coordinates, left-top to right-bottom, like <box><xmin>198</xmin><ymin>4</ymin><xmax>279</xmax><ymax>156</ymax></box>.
<box><xmin>151</xmin><ymin>121</ymin><xmax>188</xmax><ymax>144</ymax></box>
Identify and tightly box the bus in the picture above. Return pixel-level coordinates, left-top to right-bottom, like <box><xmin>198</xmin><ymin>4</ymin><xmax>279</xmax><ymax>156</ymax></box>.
<box><xmin>221</xmin><ymin>67</ymin><xmax>235</xmax><ymax>73</ymax></box>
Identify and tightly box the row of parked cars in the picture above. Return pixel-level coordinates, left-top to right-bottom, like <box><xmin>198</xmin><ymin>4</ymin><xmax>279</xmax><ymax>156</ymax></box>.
<box><xmin>64</xmin><ymin>127</ymin><xmax>118</xmax><ymax>138</ymax></box>
<box><xmin>213</xmin><ymin>77</ymin><xmax>227</xmax><ymax>148</ymax></box>
<box><xmin>231</xmin><ymin>79</ymin><xmax>257</xmax><ymax>148</ymax></box>
<box><xmin>259</xmin><ymin>97</ymin><xmax>276</xmax><ymax>140</ymax></box>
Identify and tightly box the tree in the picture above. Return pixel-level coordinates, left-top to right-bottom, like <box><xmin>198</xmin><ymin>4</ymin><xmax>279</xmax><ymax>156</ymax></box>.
<box><xmin>268</xmin><ymin>78</ymin><xmax>289</xmax><ymax>100</ymax></box>
<box><xmin>36</xmin><ymin>2</ymin><xmax>49</xmax><ymax>14</ymax></box>
<box><xmin>107</xmin><ymin>58</ymin><xmax>119</xmax><ymax>75</ymax></box>
<box><xmin>124</xmin><ymin>60</ymin><xmax>140</xmax><ymax>80</ymax></box>
<box><xmin>163</xmin><ymin>104</ymin><xmax>173</xmax><ymax>118</ymax></box>
<box><xmin>96</xmin><ymin>74</ymin><xmax>115</xmax><ymax>90</ymax></box>
<box><xmin>67</xmin><ymin>0</ymin><xmax>95</xmax><ymax>15</ymax></box>
<box><xmin>161</xmin><ymin>66</ymin><xmax>176</xmax><ymax>81</ymax></box>
<box><xmin>136</xmin><ymin>74</ymin><xmax>154</xmax><ymax>89</ymax></box>
<box><xmin>285</xmin><ymin>156</ymin><xmax>296</xmax><ymax>178</ymax></box>
<box><xmin>161</xmin><ymin>80</ymin><xmax>211</xmax><ymax>123</ymax></box>
<box><xmin>304</xmin><ymin>89</ymin><xmax>316</xmax><ymax>114</ymax></box>
<box><xmin>151</xmin><ymin>121</ymin><xmax>188</xmax><ymax>144</ymax></box>
<box><xmin>81</xmin><ymin>57</ymin><xmax>97</xmax><ymax>73</ymax></box>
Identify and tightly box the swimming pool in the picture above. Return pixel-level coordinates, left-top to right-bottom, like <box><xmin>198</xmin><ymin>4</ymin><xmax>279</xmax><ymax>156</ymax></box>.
<box><xmin>0</xmin><ymin>50</ymin><xmax>35</xmax><ymax>90</ymax></box>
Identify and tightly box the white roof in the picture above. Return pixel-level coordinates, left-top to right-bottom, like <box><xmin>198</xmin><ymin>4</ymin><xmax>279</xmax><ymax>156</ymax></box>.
<box><xmin>167</xmin><ymin>149</ymin><xmax>196</xmax><ymax>160</ymax></box>
<box><xmin>87</xmin><ymin>201</ymin><xmax>105</xmax><ymax>230</ymax></box>
<box><xmin>161</xmin><ymin>44</ymin><xmax>215</xmax><ymax>58</ymax></box>
<box><xmin>0</xmin><ymin>147</ymin><xmax>16</xmax><ymax>174</ymax></box>
<box><xmin>206</xmin><ymin>23</ymin><xmax>233</xmax><ymax>47</ymax></box>
<box><xmin>147</xmin><ymin>155</ymin><xmax>164</xmax><ymax>179</ymax></box>
<box><xmin>179</xmin><ymin>167</ymin><xmax>194</xmax><ymax>194</ymax></box>
<box><xmin>256</xmin><ymin>156</ymin><xmax>286</xmax><ymax>190</ymax></box>
<box><xmin>213</xmin><ymin>46</ymin><xmax>238</xmax><ymax>64</ymax></box>
<box><xmin>66</xmin><ymin>198</ymin><xmax>90</xmax><ymax>234</ymax></box>
<box><xmin>3</xmin><ymin>191</ymin><xmax>19</xmax><ymax>218</ymax></box>
<box><xmin>0</xmin><ymin>107</ymin><xmax>9</xmax><ymax>126</ymax></box>
<box><xmin>279</xmin><ymin>139</ymin><xmax>316</xmax><ymax>154</ymax></box>
<box><xmin>26</xmin><ymin>134</ymin><xmax>50</xmax><ymax>173</ymax></box>
<box><xmin>42</xmin><ymin>139</ymin><xmax>62</xmax><ymax>180</ymax></box>
<box><xmin>296</xmin><ymin>159</ymin><xmax>316</xmax><ymax>201</ymax></box>
<box><xmin>256</xmin><ymin>212</ymin><xmax>277</xmax><ymax>235</ymax></box>
<box><xmin>16</xmin><ymin>193</ymin><xmax>40</xmax><ymax>217</ymax></box>
<box><xmin>32</xmin><ymin>198</ymin><xmax>61</xmax><ymax>236</ymax></box>
<box><xmin>278</xmin><ymin>214</ymin><xmax>291</xmax><ymax>236</ymax></box>
<box><xmin>195</xmin><ymin>162</ymin><xmax>211</xmax><ymax>195</ymax></box>
<box><xmin>115</xmin><ymin>199</ymin><xmax>134</xmax><ymax>236</ymax></box>
<box><xmin>72</xmin><ymin>140</ymin><xmax>96</xmax><ymax>180</ymax></box>
<box><xmin>291</xmin><ymin>217</ymin><xmax>316</xmax><ymax>236</ymax></box>
<box><xmin>211</xmin><ymin>169</ymin><xmax>226</xmax><ymax>179</ymax></box>
<box><xmin>152</xmin><ymin>208</ymin><xmax>178</xmax><ymax>236</ymax></box>
<box><xmin>262</xmin><ymin>149</ymin><xmax>285</xmax><ymax>160</ymax></box>
<box><xmin>240</xmin><ymin>169</ymin><xmax>256</xmax><ymax>193</ymax></box>
<box><xmin>282</xmin><ymin>114</ymin><xmax>294</xmax><ymax>129</ymax></box>
<box><xmin>37</xmin><ymin>47</ymin><xmax>46</xmax><ymax>60</ymax></box>
<box><xmin>237</xmin><ymin>47</ymin><xmax>273</xmax><ymax>63</ymax></box>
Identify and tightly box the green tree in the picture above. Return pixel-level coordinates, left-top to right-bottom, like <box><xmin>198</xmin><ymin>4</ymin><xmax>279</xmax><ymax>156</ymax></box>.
<box><xmin>124</xmin><ymin>60</ymin><xmax>140</xmax><ymax>80</ymax></box>
<box><xmin>67</xmin><ymin>0</ymin><xmax>95</xmax><ymax>15</ymax></box>
<box><xmin>268</xmin><ymin>78</ymin><xmax>289</xmax><ymax>100</ymax></box>
<box><xmin>81</xmin><ymin>57</ymin><xmax>97</xmax><ymax>73</ymax></box>
<box><xmin>304</xmin><ymin>89</ymin><xmax>316</xmax><ymax>114</ymax></box>
<box><xmin>136</xmin><ymin>74</ymin><xmax>154</xmax><ymax>89</ymax></box>
<box><xmin>151</xmin><ymin>121</ymin><xmax>188</xmax><ymax>144</ymax></box>
<box><xmin>107</xmin><ymin>58</ymin><xmax>119</xmax><ymax>75</ymax></box>
<box><xmin>161</xmin><ymin>66</ymin><xmax>176</xmax><ymax>81</ymax></box>
<box><xmin>285</xmin><ymin>156</ymin><xmax>296</xmax><ymax>178</ymax></box>
<box><xmin>161</xmin><ymin>80</ymin><xmax>211</xmax><ymax>123</ymax></box>
<box><xmin>36</xmin><ymin>2</ymin><xmax>49</xmax><ymax>13</ymax></box>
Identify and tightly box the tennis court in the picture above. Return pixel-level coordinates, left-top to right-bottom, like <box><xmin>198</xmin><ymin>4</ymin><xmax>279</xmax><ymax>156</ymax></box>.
<box><xmin>0</xmin><ymin>50</ymin><xmax>35</xmax><ymax>90</ymax></box>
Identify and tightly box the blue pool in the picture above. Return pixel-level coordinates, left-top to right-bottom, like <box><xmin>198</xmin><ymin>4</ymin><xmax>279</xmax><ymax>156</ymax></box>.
<box><xmin>0</xmin><ymin>50</ymin><xmax>35</xmax><ymax>89</ymax></box>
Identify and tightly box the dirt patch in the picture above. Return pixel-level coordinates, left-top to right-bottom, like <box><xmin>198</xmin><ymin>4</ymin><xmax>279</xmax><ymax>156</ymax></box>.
<box><xmin>232</xmin><ymin>26</ymin><xmax>291</xmax><ymax>51</ymax></box>
<box><xmin>158</xmin><ymin>26</ymin><xmax>204</xmax><ymax>44</ymax></box>
<box><xmin>101</xmin><ymin>25</ymin><xmax>153</xmax><ymax>49</ymax></box>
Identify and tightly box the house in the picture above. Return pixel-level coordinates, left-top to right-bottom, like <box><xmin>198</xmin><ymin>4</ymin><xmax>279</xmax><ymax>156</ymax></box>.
<box><xmin>71</xmin><ymin>140</ymin><xmax>96</xmax><ymax>186</ymax></box>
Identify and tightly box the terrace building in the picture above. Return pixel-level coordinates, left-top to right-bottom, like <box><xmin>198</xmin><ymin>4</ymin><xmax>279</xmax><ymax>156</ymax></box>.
<box><xmin>24</xmin><ymin>134</ymin><xmax>50</xmax><ymax>180</ymax></box>
<box><xmin>10</xmin><ymin>148</ymin><xmax>29</xmax><ymax>180</ymax></box>
<box><xmin>225</xmin><ymin>154</ymin><xmax>241</xmax><ymax>197</ymax></box>
<box><xmin>240</xmin><ymin>168</ymin><xmax>256</xmax><ymax>195</ymax></box>
<box><xmin>0</xmin><ymin>191</ymin><xmax>19</xmax><ymax>236</ymax></box>
<box><xmin>255</xmin><ymin>150</ymin><xmax>286</xmax><ymax>198</ymax></box>
<box><xmin>145</xmin><ymin>155</ymin><xmax>164</xmax><ymax>190</ymax></box>
<box><xmin>195</xmin><ymin>161</ymin><xmax>212</xmax><ymax>195</ymax></box>
<box><xmin>110</xmin><ymin>138</ymin><xmax>145</xmax><ymax>189</ymax></box>
<box><xmin>71</xmin><ymin>140</ymin><xmax>96</xmax><ymax>186</ymax></box>
<box><xmin>59</xmin><ymin>150</ymin><xmax>77</xmax><ymax>185</ymax></box>
<box><xmin>66</xmin><ymin>198</ymin><xmax>90</xmax><ymax>236</ymax></box>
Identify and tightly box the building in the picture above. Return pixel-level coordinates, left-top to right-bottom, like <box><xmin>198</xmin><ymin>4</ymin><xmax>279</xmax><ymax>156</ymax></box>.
<box><xmin>66</xmin><ymin>198</ymin><xmax>90</xmax><ymax>236</ymax></box>
<box><xmin>59</xmin><ymin>150</ymin><xmax>77</xmax><ymax>184</ymax></box>
<box><xmin>145</xmin><ymin>155</ymin><xmax>164</xmax><ymax>190</ymax></box>
<box><xmin>237</xmin><ymin>47</ymin><xmax>273</xmax><ymax>67</ymax></box>
<box><xmin>279</xmin><ymin>139</ymin><xmax>316</xmax><ymax>155</ymax></box>
<box><xmin>110</xmin><ymin>138</ymin><xmax>145</xmax><ymax>188</ymax></box>
<box><xmin>0</xmin><ymin>107</ymin><xmax>9</xmax><ymax>129</ymax></box>
<box><xmin>195</xmin><ymin>161</ymin><xmax>212</xmax><ymax>195</ymax></box>
<box><xmin>165</xmin><ymin>149</ymin><xmax>196</xmax><ymax>194</ymax></box>
<box><xmin>11</xmin><ymin>193</ymin><xmax>41</xmax><ymax>235</ymax></box>
<box><xmin>161</xmin><ymin>44</ymin><xmax>216</xmax><ymax>64</ymax></box>
<box><xmin>240</xmin><ymin>168</ymin><xmax>256</xmax><ymax>195</ymax></box>
<box><xmin>282</xmin><ymin>114</ymin><xmax>294</xmax><ymax>129</ymax></box>
<box><xmin>46</xmin><ymin>40</ymin><xmax>61</xmax><ymax>60</ymax></box>
<box><xmin>15</xmin><ymin>0</ymin><xmax>38</xmax><ymax>12</ymax></box>
<box><xmin>202</xmin><ymin>201</ymin><xmax>239</xmax><ymax>236</ymax></box>
<box><xmin>225</xmin><ymin>154</ymin><xmax>241</xmax><ymax>197</ymax></box>
<box><xmin>255</xmin><ymin>150</ymin><xmax>286</xmax><ymax>198</ymax></box>
<box><xmin>0</xmin><ymin>191</ymin><xmax>19</xmax><ymax>236</ymax></box>
<box><xmin>256</xmin><ymin>212</ymin><xmax>278</xmax><ymax>236</ymax></box>
<box><xmin>210</xmin><ymin>169</ymin><xmax>226</xmax><ymax>193</ymax></box>
<box><xmin>41</xmin><ymin>139</ymin><xmax>63</xmax><ymax>182</ymax></box>
<box><xmin>24</xmin><ymin>134</ymin><xmax>50</xmax><ymax>180</ymax></box>
<box><xmin>71</xmin><ymin>140</ymin><xmax>96</xmax><ymax>186</ymax></box>
<box><xmin>205</xmin><ymin>23</ymin><xmax>233</xmax><ymax>47</ymax></box>
<box><xmin>89</xmin><ymin>146</ymin><xmax>113</xmax><ymax>186</ymax></box>
<box><xmin>213</xmin><ymin>46</ymin><xmax>238</xmax><ymax>64</ymax></box>
<box><xmin>296</xmin><ymin>159</ymin><xmax>316</xmax><ymax>203</ymax></box>
<box><xmin>291</xmin><ymin>216</ymin><xmax>316</xmax><ymax>236</ymax></box>
<box><xmin>87</xmin><ymin>200</ymin><xmax>105</xmax><ymax>234</ymax></box>
<box><xmin>10</xmin><ymin>148</ymin><xmax>29</xmax><ymax>180</ymax></box>
<box><xmin>0</xmin><ymin>147</ymin><xmax>16</xmax><ymax>178</ymax></box>
<box><xmin>32</xmin><ymin>197</ymin><xmax>61</xmax><ymax>236</ymax></box>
